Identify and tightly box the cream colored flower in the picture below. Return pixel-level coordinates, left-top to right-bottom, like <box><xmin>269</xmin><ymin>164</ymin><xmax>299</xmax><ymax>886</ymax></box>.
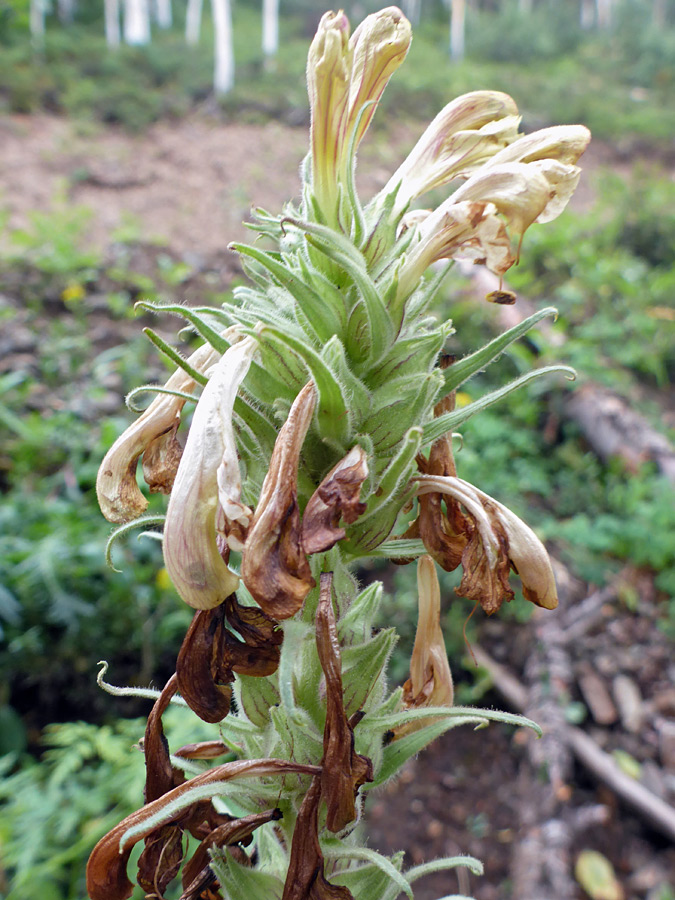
<box><xmin>162</xmin><ymin>336</ymin><xmax>256</xmax><ymax>610</ymax></box>
<box><xmin>381</xmin><ymin>90</ymin><xmax>520</xmax><ymax>214</ymax></box>
<box><xmin>96</xmin><ymin>341</ymin><xmax>220</xmax><ymax>524</ymax></box>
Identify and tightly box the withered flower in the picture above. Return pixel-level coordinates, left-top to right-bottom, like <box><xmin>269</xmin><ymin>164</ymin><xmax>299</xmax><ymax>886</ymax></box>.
<box><xmin>87</xmin><ymin>759</ymin><xmax>320</xmax><ymax>900</ymax></box>
<box><xmin>180</xmin><ymin>808</ymin><xmax>283</xmax><ymax>900</ymax></box>
<box><xmin>96</xmin><ymin>340</ymin><xmax>220</xmax><ymax>524</ymax></box>
<box><xmin>302</xmin><ymin>446</ymin><xmax>368</xmax><ymax>554</ymax></box>
<box><xmin>142</xmin><ymin>422</ymin><xmax>184</xmax><ymax>494</ymax></box>
<box><xmin>176</xmin><ymin>595</ymin><xmax>282</xmax><ymax>723</ymax></box>
<box><xmin>241</xmin><ymin>382</ymin><xmax>317</xmax><ymax>619</ymax></box>
<box><xmin>163</xmin><ymin>336</ymin><xmax>256</xmax><ymax>610</ymax></box>
<box><xmin>398</xmin><ymin>556</ymin><xmax>454</xmax><ymax>736</ymax></box>
<box><xmin>281</xmin><ymin>778</ymin><xmax>354</xmax><ymax>900</ymax></box>
<box><xmin>416</xmin><ymin>474</ymin><xmax>558</xmax><ymax>615</ymax></box>
<box><xmin>316</xmin><ymin>573</ymin><xmax>373</xmax><ymax>833</ymax></box>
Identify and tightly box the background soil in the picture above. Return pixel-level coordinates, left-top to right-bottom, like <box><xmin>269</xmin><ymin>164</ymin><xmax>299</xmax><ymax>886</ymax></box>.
<box><xmin>2</xmin><ymin>112</ymin><xmax>673</xmax><ymax>900</ymax></box>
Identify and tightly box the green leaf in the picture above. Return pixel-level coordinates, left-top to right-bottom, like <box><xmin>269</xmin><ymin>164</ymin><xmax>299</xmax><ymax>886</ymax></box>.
<box><xmin>232</xmin><ymin>242</ymin><xmax>344</xmax><ymax>343</ymax></box>
<box><xmin>256</xmin><ymin>325</ymin><xmax>352</xmax><ymax>447</ymax></box>
<box><xmin>284</xmin><ymin>217</ymin><xmax>394</xmax><ymax>365</ymax></box>
<box><xmin>362</xmin><ymin>539</ymin><xmax>426</xmax><ymax>559</ymax></box>
<box><xmin>332</xmin><ymin>854</ymin><xmax>405</xmax><ymax>900</ymax></box>
<box><xmin>423</xmin><ymin>365</ymin><xmax>576</xmax><ymax>446</ymax></box>
<box><xmin>236</xmin><ymin>673</ymin><xmax>280</xmax><ymax>728</ymax></box>
<box><xmin>337</xmin><ymin>581</ymin><xmax>383</xmax><ymax>645</ymax></box>
<box><xmin>341</xmin><ymin>628</ymin><xmax>398</xmax><ymax>716</ymax></box>
<box><xmin>367</xmin><ymin>327</ymin><xmax>446</xmax><ymax>388</ymax></box>
<box><xmin>210</xmin><ymin>849</ymin><xmax>284</xmax><ymax>900</ymax></box>
<box><xmin>406</xmin><ymin>856</ymin><xmax>484</xmax><ymax>882</ymax></box>
<box><xmin>443</xmin><ymin>306</ymin><xmax>559</xmax><ymax>393</ymax></box>
<box><xmin>125</xmin><ymin>383</ymin><xmax>199</xmax><ymax>413</ymax></box>
<box><xmin>141</xmin><ymin>328</ymin><xmax>208</xmax><ymax>384</ymax></box>
<box><xmin>323</xmin><ymin>843</ymin><xmax>413</xmax><ymax>900</ymax></box>
<box><xmin>365</xmin><ymin>371</ymin><xmax>442</xmax><ymax>451</ymax></box>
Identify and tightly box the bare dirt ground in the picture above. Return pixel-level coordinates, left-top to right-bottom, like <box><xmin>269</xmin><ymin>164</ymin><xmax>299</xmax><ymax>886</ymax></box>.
<box><xmin>2</xmin><ymin>113</ymin><xmax>674</xmax><ymax>900</ymax></box>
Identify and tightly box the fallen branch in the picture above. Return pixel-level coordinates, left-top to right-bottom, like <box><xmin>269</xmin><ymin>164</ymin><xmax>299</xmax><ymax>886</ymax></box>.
<box><xmin>459</xmin><ymin>262</ymin><xmax>675</xmax><ymax>483</ymax></box>
<box><xmin>473</xmin><ymin>643</ymin><xmax>675</xmax><ymax>843</ymax></box>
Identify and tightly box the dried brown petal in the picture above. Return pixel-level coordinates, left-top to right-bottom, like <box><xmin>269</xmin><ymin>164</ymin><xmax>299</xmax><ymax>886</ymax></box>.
<box><xmin>241</xmin><ymin>383</ymin><xmax>317</xmax><ymax>619</ymax></box>
<box><xmin>281</xmin><ymin>778</ymin><xmax>354</xmax><ymax>900</ymax></box>
<box><xmin>176</xmin><ymin>607</ymin><xmax>233</xmax><ymax>723</ymax></box>
<box><xmin>302</xmin><ymin>446</ymin><xmax>368</xmax><ymax>554</ymax></box>
<box><xmin>96</xmin><ymin>341</ymin><xmax>219</xmax><ymax>524</ymax></box>
<box><xmin>181</xmin><ymin>808</ymin><xmax>282</xmax><ymax>895</ymax></box>
<box><xmin>87</xmin><ymin>759</ymin><xmax>320</xmax><ymax>900</ymax></box>
<box><xmin>416</xmin><ymin>475</ymin><xmax>558</xmax><ymax>615</ymax></box>
<box><xmin>137</xmin><ymin>825</ymin><xmax>184</xmax><ymax>898</ymax></box>
<box><xmin>144</xmin><ymin>675</ymin><xmax>185</xmax><ymax>802</ymax></box>
<box><xmin>142</xmin><ymin>423</ymin><xmax>184</xmax><ymax>494</ymax></box>
<box><xmin>316</xmin><ymin>573</ymin><xmax>373</xmax><ymax>833</ymax></box>
<box><xmin>399</xmin><ymin>556</ymin><xmax>454</xmax><ymax>736</ymax></box>
<box><xmin>174</xmin><ymin>741</ymin><xmax>231</xmax><ymax>760</ymax></box>
<box><xmin>224</xmin><ymin>595</ymin><xmax>283</xmax><ymax>677</ymax></box>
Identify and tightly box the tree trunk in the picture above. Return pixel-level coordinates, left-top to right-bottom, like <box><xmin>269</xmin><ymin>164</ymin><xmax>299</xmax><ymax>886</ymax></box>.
<box><xmin>401</xmin><ymin>0</ymin><xmax>421</xmax><ymax>27</ymax></box>
<box><xmin>262</xmin><ymin>0</ymin><xmax>279</xmax><ymax>60</ymax></box>
<box><xmin>212</xmin><ymin>0</ymin><xmax>234</xmax><ymax>95</ymax></box>
<box><xmin>580</xmin><ymin>0</ymin><xmax>595</xmax><ymax>29</ymax></box>
<box><xmin>30</xmin><ymin>0</ymin><xmax>45</xmax><ymax>51</ymax></box>
<box><xmin>124</xmin><ymin>0</ymin><xmax>151</xmax><ymax>45</ymax></box>
<box><xmin>450</xmin><ymin>0</ymin><xmax>465</xmax><ymax>61</ymax></box>
<box><xmin>154</xmin><ymin>0</ymin><xmax>172</xmax><ymax>29</ymax></box>
<box><xmin>105</xmin><ymin>0</ymin><xmax>121</xmax><ymax>47</ymax></box>
<box><xmin>57</xmin><ymin>0</ymin><xmax>76</xmax><ymax>24</ymax></box>
<box><xmin>186</xmin><ymin>0</ymin><xmax>203</xmax><ymax>45</ymax></box>
<box><xmin>596</xmin><ymin>0</ymin><xmax>613</xmax><ymax>29</ymax></box>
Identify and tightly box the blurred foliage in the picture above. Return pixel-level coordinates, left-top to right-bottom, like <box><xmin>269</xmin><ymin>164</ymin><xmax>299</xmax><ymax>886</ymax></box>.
<box><xmin>0</xmin><ymin>2</ymin><xmax>673</xmax><ymax>141</ymax></box>
<box><xmin>0</xmin><ymin>705</ymin><xmax>218</xmax><ymax>900</ymax></box>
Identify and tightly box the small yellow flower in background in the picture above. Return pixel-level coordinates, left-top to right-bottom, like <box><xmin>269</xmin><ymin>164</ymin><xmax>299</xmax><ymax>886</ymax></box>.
<box><xmin>61</xmin><ymin>282</ymin><xmax>86</xmax><ymax>304</ymax></box>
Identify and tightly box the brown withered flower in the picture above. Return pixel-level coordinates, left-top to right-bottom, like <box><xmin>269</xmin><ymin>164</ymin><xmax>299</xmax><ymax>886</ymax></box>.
<box><xmin>281</xmin><ymin>778</ymin><xmax>354</xmax><ymax>900</ymax></box>
<box><xmin>396</xmin><ymin>556</ymin><xmax>454</xmax><ymax>738</ymax></box>
<box><xmin>176</xmin><ymin>594</ymin><xmax>282</xmax><ymax>723</ymax></box>
<box><xmin>87</xmin><ymin>758</ymin><xmax>320</xmax><ymax>900</ymax></box>
<box><xmin>302</xmin><ymin>446</ymin><xmax>369</xmax><ymax>554</ymax></box>
<box><xmin>416</xmin><ymin>474</ymin><xmax>558</xmax><ymax>615</ymax></box>
<box><xmin>241</xmin><ymin>382</ymin><xmax>317</xmax><ymax>619</ymax></box>
<box><xmin>316</xmin><ymin>573</ymin><xmax>373</xmax><ymax>832</ymax></box>
<box><xmin>142</xmin><ymin>421</ymin><xmax>184</xmax><ymax>494</ymax></box>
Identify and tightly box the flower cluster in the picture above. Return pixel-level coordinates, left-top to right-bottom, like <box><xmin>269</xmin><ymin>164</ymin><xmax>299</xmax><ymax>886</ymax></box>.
<box><xmin>89</xmin><ymin>7</ymin><xmax>588</xmax><ymax>900</ymax></box>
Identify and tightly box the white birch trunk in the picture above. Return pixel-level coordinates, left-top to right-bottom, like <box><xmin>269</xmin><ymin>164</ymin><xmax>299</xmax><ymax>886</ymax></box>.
<box><xmin>595</xmin><ymin>0</ymin><xmax>613</xmax><ymax>29</ymax></box>
<box><xmin>401</xmin><ymin>0</ymin><xmax>420</xmax><ymax>26</ymax></box>
<box><xmin>105</xmin><ymin>0</ymin><xmax>121</xmax><ymax>47</ymax></box>
<box><xmin>57</xmin><ymin>0</ymin><xmax>76</xmax><ymax>23</ymax></box>
<box><xmin>450</xmin><ymin>0</ymin><xmax>465</xmax><ymax>62</ymax></box>
<box><xmin>124</xmin><ymin>0</ymin><xmax>151</xmax><ymax>45</ymax></box>
<box><xmin>186</xmin><ymin>0</ymin><xmax>203</xmax><ymax>44</ymax></box>
<box><xmin>580</xmin><ymin>0</ymin><xmax>595</xmax><ymax>30</ymax></box>
<box><xmin>30</xmin><ymin>0</ymin><xmax>45</xmax><ymax>50</ymax></box>
<box><xmin>212</xmin><ymin>0</ymin><xmax>234</xmax><ymax>95</ymax></box>
<box><xmin>262</xmin><ymin>0</ymin><xmax>279</xmax><ymax>59</ymax></box>
<box><xmin>154</xmin><ymin>0</ymin><xmax>172</xmax><ymax>28</ymax></box>
<box><xmin>652</xmin><ymin>0</ymin><xmax>666</xmax><ymax>28</ymax></box>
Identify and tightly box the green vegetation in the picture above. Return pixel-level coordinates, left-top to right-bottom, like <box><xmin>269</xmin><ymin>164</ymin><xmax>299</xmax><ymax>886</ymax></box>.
<box><xmin>1</xmin><ymin>2</ymin><xmax>674</xmax><ymax>142</ymax></box>
<box><xmin>1</xmin><ymin>4</ymin><xmax>674</xmax><ymax>896</ymax></box>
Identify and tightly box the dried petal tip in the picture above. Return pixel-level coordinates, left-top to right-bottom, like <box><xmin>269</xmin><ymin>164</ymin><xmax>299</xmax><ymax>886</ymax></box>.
<box><xmin>302</xmin><ymin>445</ymin><xmax>369</xmax><ymax>554</ymax></box>
<box><xmin>241</xmin><ymin>383</ymin><xmax>317</xmax><ymax>620</ymax></box>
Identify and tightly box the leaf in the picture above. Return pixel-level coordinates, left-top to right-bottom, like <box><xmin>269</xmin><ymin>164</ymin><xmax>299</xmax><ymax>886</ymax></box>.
<box><xmin>323</xmin><ymin>843</ymin><xmax>413</xmax><ymax>900</ymax></box>
<box><xmin>575</xmin><ymin>850</ymin><xmax>624</xmax><ymax>900</ymax></box>
<box><xmin>442</xmin><ymin>306</ymin><xmax>559</xmax><ymax>393</ymax></box>
<box><xmin>422</xmin><ymin>365</ymin><xmax>576</xmax><ymax>446</ymax></box>
<box><xmin>405</xmin><ymin>856</ymin><xmax>484</xmax><ymax>882</ymax></box>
